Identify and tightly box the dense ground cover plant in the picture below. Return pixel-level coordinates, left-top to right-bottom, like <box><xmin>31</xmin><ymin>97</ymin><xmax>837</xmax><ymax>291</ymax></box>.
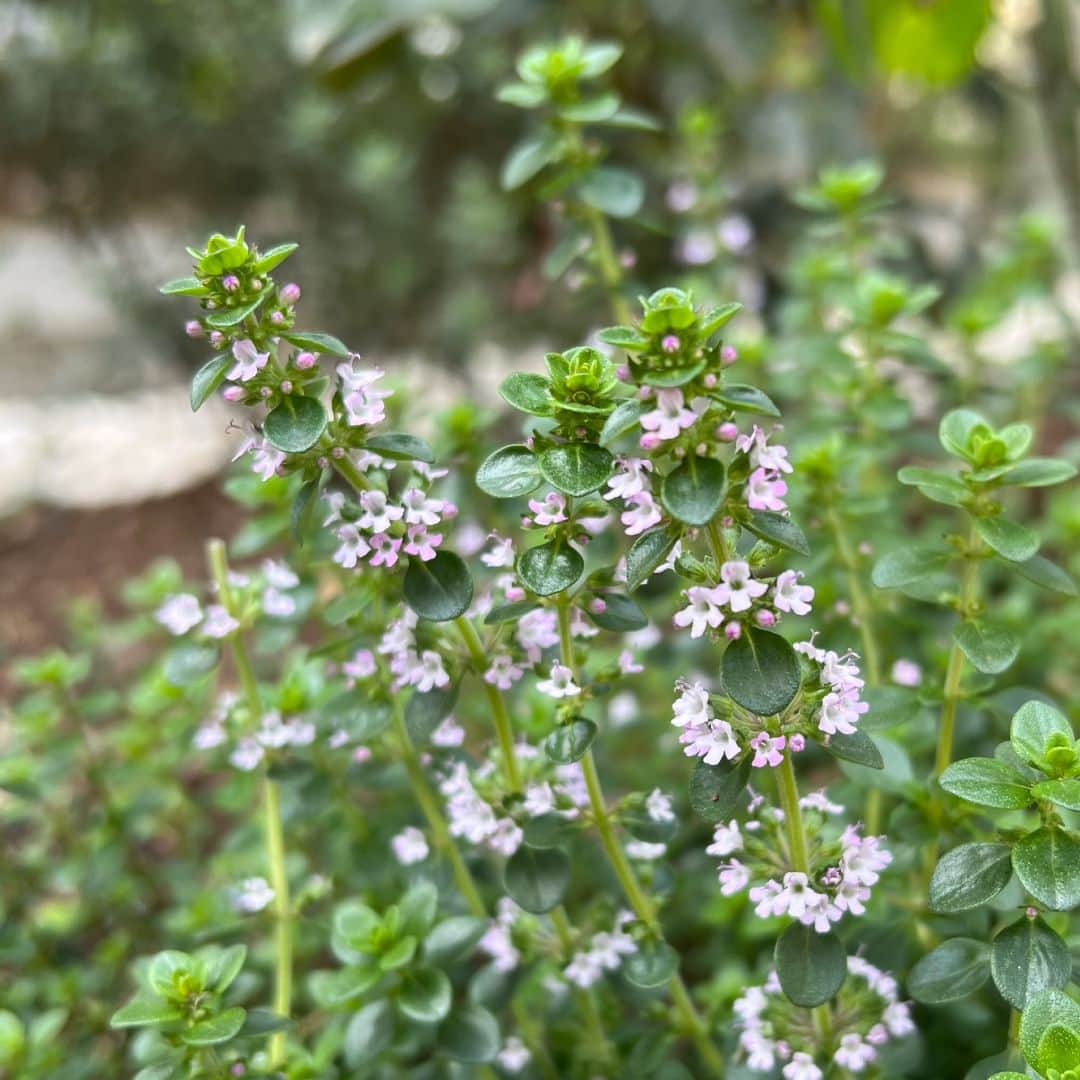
<box><xmin>3</xmin><ymin>32</ymin><xmax>1079</xmax><ymax>1080</ymax></box>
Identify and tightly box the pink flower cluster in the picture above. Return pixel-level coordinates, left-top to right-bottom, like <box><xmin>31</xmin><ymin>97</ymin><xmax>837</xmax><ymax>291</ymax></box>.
<box><xmin>733</xmin><ymin>956</ymin><xmax>914</xmax><ymax>1076</ymax></box>
<box><xmin>338</xmin><ymin>360</ymin><xmax>392</xmax><ymax>428</ymax></box>
<box><xmin>638</xmin><ymin>387</ymin><xmax>709</xmax><ymax>445</ymax></box>
<box><xmin>563</xmin><ymin>910</ymin><xmax>638</xmax><ymax>988</ymax></box>
<box><xmin>707</xmin><ymin>795</ymin><xmax>892</xmax><ymax>932</ymax></box>
<box><xmin>377</xmin><ymin>609</ymin><xmax>451</xmax><ymax>692</ymax></box>
<box><xmin>672</xmin><ymin>561</ymin><xmax>813</xmax><ymax>641</ymax></box>
<box><xmin>795</xmin><ymin>636</ymin><xmax>869</xmax><ymax>736</ymax></box>
<box><xmin>735</xmin><ymin>425</ymin><xmax>791</xmax><ymax>512</ymax></box>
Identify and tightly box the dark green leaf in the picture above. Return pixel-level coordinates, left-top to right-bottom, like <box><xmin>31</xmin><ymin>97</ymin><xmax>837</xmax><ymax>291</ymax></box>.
<box><xmin>991</xmin><ymin>916</ymin><xmax>1071</xmax><ymax>1010</ymax></box>
<box><xmin>929</xmin><ymin>843</ymin><xmax>1013</xmax><ymax>913</ymax></box>
<box><xmin>499</xmin><ymin>372</ymin><xmax>553</xmax><ymax>416</ymax></box>
<box><xmin>954</xmin><ymin>620</ymin><xmax>1020</xmax><ymax>675</ymax></box>
<box><xmin>625</xmin><ymin>527</ymin><xmax>679</xmax><ymax>592</ymax></box>
<box><xmin>1031</xmin><ymin>778</ymin><xmax>1080</xmax><ymax>811</ymax></box>
<box><xmin>190</xmin><ymin>354</ymin><xmax>233</xmax><ymax>412</ymax></box>
<box><xmin>600</xmin><ymin>399</ymin><xmax>648</xmax><ymax>444</ymax></box>
<box><xmin>1012</xmin><ymin>828</ymin><xmax>1080</xmax><ymax>911</ymax></box>
<box><xmin>110</xmin><ymin>996</ymin><xmax>183</xmax><ymax>1029</ymax></box>
<box><xmin>1018</xmin><ymin>990</ymin><xmax>1080</xmax><ymax>1073</ymax></box>
<box><xmin>596</xmin><ymin>325</ymin><xmax>649</xmax><ymax>351</ymax></box>
<box><xmin>205</xmin><ymin>288</ymin><xmax>272</xmax><ymax>329</ymax></box>
<box><xmin>1014</xmin><ymin>554</ymin><xmax>1078</xmax><ymax>596</ymax></box>
<box><xmin>263</xmin><ymin>396</ymin><xmax>327</xmax><ymax>454</ymax></box>
<box><xmin>438</xmin><ymin>1004</ymin><xmax>500</xmax><ymax>1063</ymax></box>
<box><xmin>712</xmin><ymin>383</ymin><xmax>780</xmax><ymax>417</ymax></box>
<box><xmin>688</xmin><ymin>757</ymin><xmax>751</xmax><ymax>822</ymax></box>
<box><xmin>872</xmin><ymin>546</ymin><xmax>952</xmax><ymax>589</ymax></box>
<box><xmin>403</xmin><ymin>551</ymin><xmax>474</xmax><ymax>622</ymax></box>
<box><xmin>159</xmin><ymin>276</ymin><xmax>207</xmax><ymax>296</ymax></box>
<box><xmin>279</xmin><ymin>330</ymin><xmax>349</xmax><ymax>357</ymax></box>
<box><xmin>774</xmin><ymin>925</ymin><xmax>846</xmax><ymax>1007</ymax></box>
<box><xmin>743</xmin><ymin>510</ymin><xmax>810</xmax><ymax>556</ymax></box>
<box><xmin>660</xmin><ymin>456</ymin><xmax>726</xmax><ymax>527</ymax></box>
<box><xmin>908</xmin><ymin>938</ymin><xmax>990</xmax><ymax>1004</ymax></box>
<box><xmin>423</xmin><ymin>917</ymin><xmax>488</xmax><ymax>965</ymax></box>
<box><xmin>939</xmin><ymin>758</ymin><xmax>1033</xmax><ymax>809</ymax></box>
<box><xmin>824</xmin><ymin>730</ymin><xmax>884</xmax><ymax>770</ymax></box>
<box><xmin>537</xmin><ymin>444</ymin><xmax>614</xmax><ymax>496</ymax></box>
<box><xmin>588</xmin><ymin>593</ymin><xmax>647</xmax><ymax>632</ymax></box>
<box><xmin>699</xmin><ymin>303</ymin><xmax>743</xmax><ymax>337</ymax></box>
<box><xmin>365</xmin><ymin>433</ymin><xmax>435</xmax><ymax>464</ymax></box>
<box><xmin>975</xmin><ymin>516</ymin><xmax>1039</xmax><ymax>563</ymax></box>
<box><xmin>522</xmin><ymin>812</ymin><xmax>577</xmax><ymax>849</ymax></box>
<box><xmin>406</xmin><ymin>683</ymin><xmax>459</xmax><ymax>744</ymax></box>
<box><xmin>544</xmin><ymin>718</ymin><xmax>597</xmax><ymax>764</ymax></box>
<box><xmin>181</xmin><ymin>1007</ymin><xmax>246</xmax><ymax>1046</ymax></box>
<box><xmin>476</xmin><ymin>445</ymin><xmax>542</xmax><ymax>499</ymax></box>
<box><xmin>484</xmin><ymin>599</ymin><xmax>540</xmax><ymax>624</ymax></box>
<box><xmin>344</xmin><ymin>1000</ymin><xmax>395</xmax><ymax>1066</ymax></box>
<box><xmin>578</xmin><ymin>166</ymin><xmax>644</xmax><ymax>218</ymax></box>
<box><xmin>517</xmin><ymin>541</ymin><xmax>583</xmax><ymax>597</ymax></box>
<box><xmin>623</xmin><ymin>941</ymin><xmax>679</xmax><ymax>989</ymax></box>
<box><xmin>1011</xmin><ymin>700</ymin><xmax>1072</xmax><ymax>767</ymax></box>
<box><xmin>503</xmin><ymin>846</ymin><xmax>570</xmax><ymax>913</ymax></box>
<box><xmin>721</xmin><ymin>628</ymin><xmax>801</xmax><ymax>716</ymax></box>
<box><xmin>254</xmin><ymin>242</ymin><xmax>299</xmax><ymax>273</ymax></box>
<box><xmin>398</xmin><ymin>966</ymin><xmax>452</xmax><ymax>1024</ymax></box>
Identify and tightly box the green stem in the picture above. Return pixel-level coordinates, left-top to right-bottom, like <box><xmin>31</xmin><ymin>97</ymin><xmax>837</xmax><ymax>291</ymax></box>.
<box><xmin>823</xmin><ymin>503</ymin><xmax>881</xmax><ymax>686</ymax></box>
<box><xmin>392</xmin><ymin>704</ymin><xmax>486</xmax><ymax>917</ymax></box>
<box><xmin>207</xmin><ymin>539</ymin><xmax>292</xmax><ymax>1068</ymax></box>
<box><xmin>557</xmin><ymin>600</ymin><xmax>724</xmax><ymax>1074</ymax></box>
<box><xmin>455</xmin><ymin>615</ymin><xmax>523</xmax><ymax>792</ymax></box>
<box><xmin>583</xmin><ymin>205</ymin><xmax>633</xmax><ymax>325</ymax></box>
<box><xmin>776</xmin><ymin>751</ymin><xmax>833</xmax><ymax>1051</ymax></box>
<box><xmin>935</xmin><ymin>526</ymin><xmax>983</xmax><ymax>778</ymax></box>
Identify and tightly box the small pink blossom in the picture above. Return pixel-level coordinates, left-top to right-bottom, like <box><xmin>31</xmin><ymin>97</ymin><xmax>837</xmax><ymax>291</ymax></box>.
<box><xmin>369</xmin><ymin>532</ymin><xmax>403</xmax><ymax>568</ymax></box>
<box><xmin>750</xmin><ymin>732</ymin><xmax>786</xmax><ymax>768</ymax></box>
<box><xmin>227</xmin><ymin>339</ymin><xmax>270</xmax><ymax>382</ymax></box>
<box><xmin>639</xmin><ymin>388</ymin><xmax>698</xmax><ymax>441</ymax></box>
<box><xmin>528</xmin><ymin>491</ymin><xmax>568</xmax><ymax>526</ymax></box>
<box><xmin>773</xmin><ymin>570</ymin><xmax>815</xmax><ymax>616</ymax></box>
<box><xmin>746</xmin><ymin>467</ymin><xmax>788</xmax><ymax>511</ymax></box>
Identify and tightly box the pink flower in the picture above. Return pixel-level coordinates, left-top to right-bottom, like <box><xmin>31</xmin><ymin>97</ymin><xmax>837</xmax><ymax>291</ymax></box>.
<box><xmin>333</xmin><ymin>524</ymin><xmax>371</xmax><ymax>569</ymax></box>
<box><xmin>620</xmin><ymin>492</ymin><xmax>663</xmax><ymax>536</ymax></box>
<box><xmin>773</xmin><ymin>570</ymin><xmax>815</xmax><ymax>616</ymax></box>
<box><xmin>618</xmin><ymin>650</ymin><xmax>643</xmax><ymax>675</ymax></box>
<box><xmin>714</xmin><ymin>561</ymin><xmax>768</xmax><ymax>613</ymax></box>
<box><xmin>536</xmin><ymin>662</ymin><xmax>580</xmax><ymax>699</ymax></box>
<box><xmin>746</xmin><ymin>468</ymin><xmax>788</xmax><ymax>511</ymax></box>
<box><xmin>673</xmin><ymin>585</ymin><xmax>726</xmax><ymax>638</ymax></box>
<box><xmin>227</xmin><ymin>339</ymin><xmax>270</xmax><ymax>382</ymax></box>
<box><xmin>891</xmin><ymin>658</ymin><xmax>922</xmax><ymax>687</ymax></box>
<box><xmin>485</xmin><ymin>654</ymin><xmax>525</xmax><ymax>690</ymax></box>
<box><xmin>343</xmin><ymin>649</ymin><xmax>376</xmax><ymax>682</ymax></box>
<box><xmin>481</xmin><ymin>533</ymin><xmax>515</xmax><ymax>568</ymax></box>
<box><xmin>404</xmin><ymin>524</ymin><xmax>442</xmax><ymax>561</ymax></box>
<box><xmin>369</xmin><ymin>532</ymin><xmax>403</xmax><ymax>568</ymax></box>
<box><xmin>736</xmin><ymin>425</ymin><xmax>793</xmax><ymax>474</ymax></box>
<box><xmin>679</xmin><ymin>719</ymin><xmax>741</xmax><ymax>764</ymax></box>
<box><xmin>605</xmin><ymin>458</ymin><xmax>653</xmax><ymax>501</ymax></box>
<box><xmin>401</xmin><ymin>488</ymin><xmax>445</xmax><ymax>526</ymax></box>
<box><xmin>639</xmin><ymin>388</ymin><xmax>698</xmax><ymax>441</ymax></box>
<box><xmin>358</xmin><ymin>490</ymin><xmax>403</xmax><ymax>533</ymax></box>
<box><xmin>527</xmin><ymin>492</ymin><xmax>567</xmax><ymax>526</ymax></box>
<box><xmin>750</xmin><ymin>732</ymin><xmax>786</xmax><ymax>768</ymax></box>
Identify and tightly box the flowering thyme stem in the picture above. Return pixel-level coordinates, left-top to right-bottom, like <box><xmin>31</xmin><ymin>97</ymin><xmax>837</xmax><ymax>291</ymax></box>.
<box><xmin>556</xmin><ymin>600</ymin><xmax>725</xmax><ymax>1074</ymax></box>
<box><xmin>207</xmin><ymin>539</ymin><xmax>292</xmax><ymax>1067</ymax></box>
<box><xmin>455</xmin><ymin>615</ymin><xmax>524</xmax><ymax>792</ymax></box>
<box><xmin>776</xmin><ymin>750</ymin><xmax>834</xmax><ymax>1050</ymax></box>
<box><xmin>583</xmin><ymin>204</ymin><xmax>633</xmax><ymax>326</ymax></box>
<box><xmin>935</xmin><ymin>525</ymin><xmax>983</xmax><ymax>778</ymax></box>
<box><xmin>391</xmin><ymin>702</ymin><xmax>486</xmax><ymax>917</ymax></box>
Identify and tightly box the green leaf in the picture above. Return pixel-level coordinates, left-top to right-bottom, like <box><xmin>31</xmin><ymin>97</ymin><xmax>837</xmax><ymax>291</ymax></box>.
<box><xmin>162</xmin><ymin>643</ymin><xmax>219</xmax><ymax>688</ymax></box>
<box><xmin>518</xmin><ymin>541</ymin><xmax>583</xmax><ymax>597</ymax></box>
<box><xmin>308</xmin><ymin>964</ymin><xmax>381</xmax><ymax>1007</ymax></box>
<box><xmin>397</xmin><ymin>966</ymin><xmax>452</xmax><ymax>1024</ymax></box>
<box><xmin>438</xmin><ymin>1004</ymin><xmax>501</xmax><ymax>1063</ymax></box>
<box><xmin>954</xmin><ymin>620</ymin><xmax>1020</xmax><ymax>675</ymax></box>
<box><xmin>908</xmin><ymin>938</ymin><xmax>990</xmax><ymax>1004</ymax></box>
<box><xmin>501</xmin><ymin>131</ymin><xmax>561</xmax><ymax>190</ymax></box>
<box><xmin>406</xmin><ymin>683</ymin><xmax>459</xmax><ymax>744</ymax></box>
<box><xmin>205</xmin><ymin>944</ymin><xmax>247</xmax><ymax>994</ymax></box>
<box><xmin>499</xmin><ymin>372</ymin><xmax>553</xmax><ymax>416</ymax></box>
<box><xmin>975</xmin><ymin>516</ymin><xmax>1039</xmax><ymax>563</ymax></box>
<box><xmin>1038</xmin><ymin>1024</ymin><xmax>1080</xmax><ymax>1075</ymax></box>
<box><xmin>596</xmin><ymin>325</ymin><xmax>649</xmax><ymax>351</ymax></box>
<box><xmin>991</xmin><ymin>916</ymin><xmax>1071</xmax><ymax>1010</ymax></box>
<box><xmin>588</xmin><ymin>593</ymin><xmax>647</xmax><ymax>632</ymax></box>
<box><xmin>579</xmin><ymin>40</ymin><xmax>623</xmax><ymax>76</ymax></box>
<box><xmin>699</xmin><ymin>303</ymin><xmax>743</xmax><ymax>337</ymax></box>
<box><xmin>721</xmin><ymin>628</ymin><xmax>801</xmax><ymax>716</ymax></box>
<box><xmin>400</xmin><ymin>880</ymin><xmax>439</xmax><ymax>938</ymax></box>
<box><xmin>240</xmin><ymin>1009</ymin><xmax>291</xmax><ymax>1036</ymax></box>
<box><xmin>872</xmin><ymin>546</ymin><xmax>952</xmax><ymax>588</ymax></box>
<box><xmin>743</xmin><ymin>510</ymin><xmax>810</xmax><ymax>556</ymax></box>
<box><xmin>1014</xmin><ymin>554</ymin><xmax>1078</xmax><ymax>596</ymax></box>
<box><xmin>381</xmin><ymin>938</ymin><xmax>418</xmax><ymax>973</ymax></box>
<box><xmin>365</xmin><ymin>433</ymin><xmax>435</xmax><ymax>464</ymax></box>
<box><xmin>190</xmin><ymin>354</ymin><xmax>233</xmax><ymax>412</ymax></box>
<box><xmin>1019</xmin><ymin>990</ymin><xmax>1080</xmax><ymax>1073</ymax></box>
<box><xmin>544</xmin><ymin>718</ymin><xmax>597</xmax><ymax>764</ymax></box>
<box><xmin>484</xmin><ymin>599</ymin><xmax>540</xmax><ymax>624</ymax></box>
<box><xmin>660</xmin><ymin>456</ymin><xmax>726</xmax><ymax>527</ymax></box>
<box><xmin>133</xmin><ymin>1065</ymin><xmax>180</xmax><ymax>1080</ymax></box>
<box><xmin>939</xmin><ymin>408</ymin><xmax>987</xmax><ymax>460</ymax></box>
<box><xmin>538</xmin><ymin>444</ymin><xmax>614</xmax><ymax>496</ymax></box>
<box><xmin>319</xmin><ymin>694</ymin><xmax>390</xmax><ymax>740</ymax></box>
<box><xmin>578</xmin><ymin>166</ymin><xmax>644</xmax><ymax>218</ymax></box>
<box><xmin>522</xmin><ymin>812</ymin><xmax>576</xmax><ymax>849</ymax></box>
<box><xmin>1012</xmin><ymin>828</ymin><xmax>1080</xmax><ymax>911</ymax></box>
<box><xmin>1032</xmin><ymin>778</ymin><xmax>1080</xmax><ymax>811</ymax></box>
<box><xmin>929</xmin><ymin>843</ymin><xmax>1013</xmax><ymax>913</ymax></box>
<box><xmin>344</xmin><ymin>1000</ymin><xmax>395</xmax><ymax>1067</ymax></box>
<box><xmin>599</xmin><ymin>398</ymin><xmax>648</xmax><ymax>444</ymax></box>
<box><xmin>688</xmin><ymin>757</ymin><xmax>751</xmax><ymax>822</ymax></box>
<box><xmin>403</xmin><ymin>551</ymin><xmax>473</xmax><ymax>622</ymax></box>
<box><xmin>110</xmin><ymin>995</ymin><xmax>183</xmax><ymax>1029</ymax></box>
<box><xmin>205</xmin><ymin>288</ymin><xmax>272</xmax><ymax>329</ymax></box>
<box><xmin>623</xmin><ymin>941</ymin><xmax>679</xmax><ymax>989</ymax></box>
<box><xmin>897</xmin><ymin>465</ymin><xmax>969</xmax><ymax>506</ymax></box>
<box><xmin>263</xmin><ymin>396</ymin><xmax>327</xmax><ymax>454</ymax></box>
<box><xmin>279</xmin><ymin>330</ymin><xmax>349</xmax><ymax>357</ymax></box>
<box><xmin>1011</xmin><ymin>700</ymin><xmax>1072</xmax><ymax>768</ymax></box>
<box><xmin>774</xmin><ymin>925</ymin><xmax>846</xmax><ymax>1007</ymax></box>
<box><xmin>997</xmin><ymin>457</ymin><xmax>1078</xmax><ymax>487</ymax></box>
<box><xmin>939</xmin><ymin>758</ymin><xmax>1033</xmax><ymax>809</ymax></box>
<box><xmin>476</xmin><ymin>445</ymin><xmax>542</xmax><ymax>499</ymax></box>
<box><xmin>424</xmin><ymin>917</ymin><xmax>488</xmax><ymax>965</ymax></box>
<box><xmin>181</xmin><ymin>1007</ymin><xmax>246</xmax><ymax>1046</ymax></box>
<box><xmin>712</xmin><ymin>383</ymin><xmax>780</xmax><ymax>417</ymax></box>
<box><xmin>503</xmin><ymin>846</ymin><xmax>570</xmax><ymax>913</ymax></box>
<box><xmin>625</xmin><ymin>526</ymin><xmax>679</xmax><ymax>592</ymax></box>
<box><xmin>254</xmin><ymin>242</ymin><xmax>299</xmax><ymax>273</ymax></box>
<box><xmin>824</xmin><ymin>730</ymin><xmax>884</xmax><ymax>770</ymax></box>
<box><xmin>159</xmin><ymin>276</ymin><xmax>207</xmax><ymax>296</ymax></box>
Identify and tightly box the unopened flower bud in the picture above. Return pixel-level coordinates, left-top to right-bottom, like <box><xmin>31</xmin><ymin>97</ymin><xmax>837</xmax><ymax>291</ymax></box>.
<box><xmin>280</xmin><ymin>380</ymin><xmax>293</xmax><ymax>394</ymax></box>
<box><xmin>331</xmin><ymin>446</ymin><xmax>345</xmax><ymax>458</ymax></box>
<box><xmin>755</xmin><ymin>609</ymin><xmax>776</xmax><ymax>628</ymax></box>
<box><xmin>525</xmin><ymin>436</ymin><xmax>535</xmax><ymax>449</ymax></box>
<box><xmin>185</xmin><ymin>320</ymin><xmax>203</xmax><ymax>338</ymax></box>
<box><xmin>575</xmin><ymin>427</ymin><xmax>588</xmax><ymax>439</ymax></box>
<box><xmin>250</xmin><ymin>278</ymin><xmax>263</xmax><ymax>290</ymax></box>
<box><xmin>210</xmin><ymin>330</ymin><xmax>226</xmax><ymax>348</ymax></box>
<box><xmin>716</xmin><ymin>422</ymin><xmax>738</xmax><ymax>442</ymax></box>
<box><xmin>720</xmin><ymin>345</ymin><xmax>737</xmax><ymax>365</ymax></box>
<box><xmin>506</xmin><ymin>585</ymin><xmax>526</xmax><ymax>602</ymax></box>
<box><xmin>317</xmin><ymin>456</ymin><xmax>329</xmax><ymax>468</ymax></box>
<box><xmin>639</xmin><ymin>386</ymin><xmax>654</xmax><ymax>400</ymax></box>
<box><xmin>295</xmin><ymin>351</ymin><xmax>317</xmax><ymax>370</ymax></box>
<box><xmin>721</xmin><ymin>515</ymin><xmax>734</xmax><ymax>528</ymax></box>
<box><xmin>619</xmin><ymin>249</ymin><xmax>637</xmax><ymax>268</ymax></box>
<box><xmin>696</xmin><ymin>442</ymin><xmax>708</xmax><ymax>455</ymax></box>
<box><xmin>260</xmin><ymin>386</ymin><xmax>272</xmax><ymax>398</ymax></box>
<box><xmin>640</xmin><ymin>433</ymin><xmax>661</xmax><ymax>450</ymax></box>
<box><xmin>703</xmin><ymin>372</ymin><xmax>718</xmax><ymax>388</ymax></box>
<box><xmin>616</xmin><ymin>365</ymin><xmax>632</xmax><ymax>382</ymax></box>
<box><xmin>223</xmin><ymin>385</ymin><xmax>245</xmax><ymax>402</ymax></box>
<box><xmin>270</xmin><ymin>310</ymin><xmax>286</xmax><ymax>326</ymax></box>
<box><xmin>590</xmin><ymin>597</ymin><xmax>607</xmax><ymax>614</ymax></box>
<box><xmin>674</xmin><ymin>446</ymin><xmax>686</xmax><ymax>459</ymax></box>
<box><xmin>280</xmin><ymin>282</ymin><xmax>301</xmax><ymax>304</ymax></box>
<box><xmin>661</xmin><ymin>333</ymin><xmax>680</xmax><ymax>353</ymax></box>
<box><xmin>724</xmin><ymin>621</ymin><xmax>742</xmax><ymax>640</ymax></box>
<box><xmin>789</xmin><ymin>733</ymin><xmax>806</xmax><ymax>752</ymax></box>
<box><xmin>222</xmin><ymin>274</ymin><xmax>240</xmax><ymax>292</ymax></box>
